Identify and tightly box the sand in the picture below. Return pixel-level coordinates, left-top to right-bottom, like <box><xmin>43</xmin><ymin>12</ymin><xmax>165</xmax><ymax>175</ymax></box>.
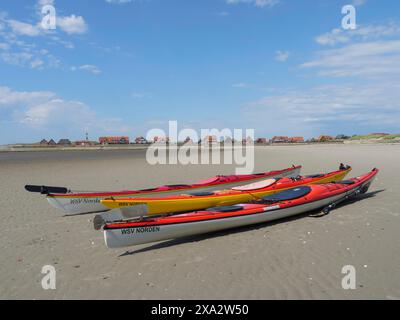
<box><xmin>0</xmin><ymin>144</ymin><xmax>399</xmax><ymax>300</ymax></box>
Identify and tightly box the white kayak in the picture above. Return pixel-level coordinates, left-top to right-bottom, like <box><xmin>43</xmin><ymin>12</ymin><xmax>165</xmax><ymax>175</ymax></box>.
<box><xmin>25</xmin><ymin>166</ymin><xmax>302</xmax><ymax>215</ymax></box>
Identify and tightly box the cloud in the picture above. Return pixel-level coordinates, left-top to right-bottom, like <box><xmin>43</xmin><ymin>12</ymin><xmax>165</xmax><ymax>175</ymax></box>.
<box><xmin>7</xmin><ymin>20</ymin><xmax>41</xmax><ymax>37</ymax></box>
<box><xmin>275</xmin><ymin>50</ymin><xmax>290</xmax><ymax>62</ymax></box>
<box><xmin>301</xmin><ymin>40</ymin><xmax>400</xmax><ymax>78</ymax></box>
<box><xmin>242</xmin><ymin>21</ymin><xmax>400</xmax><ymax>137</ymax></box>
<box><xmin>352</xmin><ymin>0</ymin><xmax>366</xmax><ymax>6</ymax></box>
<box><xmin>30</xmin><ymin>59</ymin><xmax>44</xmax><ymax>69</ymax></box>
<box><xmin>0</xmin><ymin>3</ymin><xmax>88</xmax><ymax>70</ymax></box>
<box><xmin>0</xmin><ymin>86</ymin><xmax>55</xmax><ymax>109</ymax></box>
<box><xmin>71</xmin><ymin>64</ymin><xmax>102</xmax><ymax>75</ymax></box>
<box><xmin>245</xmin><ymin>82</ymin><xmax>400</xmax><ymax>136</ymax></box>
<box><xmin>37</xmin><ymin>0</ymin><xmax>55</xmax><ymax>6</ymax></box>
<box><xmin>57</xmin><ymin>15</ymin><xmax>88</xmax><ymax>34</ymax></box>
<box><xmin>0</xmin><ymin>86</ymin><xmax>132</xmax><ymax>143</ymax></box>
<box><xmin>226</xmin><ymin>0</ymin><xmax>280</xmax><ymax>8</ymax></box>
<box><xmin>315</xmin><ymin>23</ymin><xmax>400</xmax><ymax>46</ymax></box>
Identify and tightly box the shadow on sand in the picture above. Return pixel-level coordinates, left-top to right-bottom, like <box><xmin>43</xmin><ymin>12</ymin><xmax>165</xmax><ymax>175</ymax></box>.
<box><xmin>119</xmin><ymin>189</ymin><xmax>385</xmax><ymax>257</ymax></box>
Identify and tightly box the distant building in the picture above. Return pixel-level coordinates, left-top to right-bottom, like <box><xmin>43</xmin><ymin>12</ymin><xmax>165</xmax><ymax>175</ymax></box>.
<box><xmin>135</xmin><ymin>137</ymin><xmax>148</xmax><ymax>144</ymax></box>
<box><xmin>256</xmin><ymin>138</ymin><xmax>269</xmax><ymax>144</ymax></box>
<box><xmin>58</xmin><ymin>139</ymin><xmax>72</xmax><ymax>146</ymax></box>
<box><xmin>224</xmin><ymin>137</ymin><xmax>233</xmax><ymax>144</ymax></box>
<box><xmin>48</xmin><ymin>139</ymin><xmax>57</xmax><ymax>146</ymax></box>
<box><xmin>336</xmin><ymin>134</ymin><xmax>350</xmax><ymax>140</ymax></box>
<box><xmin>75</xmin><ymin>140</ymin><xmax>95</xmax><ymax>146</ymax></box>
<box><xmin>153</xmin><ymin>136</ymin><xmax>169</xmax><ymax>143</ymax></box>
<box><xmin>272</xmin><ymin>136</ymin><xmax>289</xmax><ymax>143</ymax></box>
<box><xmin>317</xmin><ymin>135</ymin><xmax>334</xmax><ymax>142</ymax></box>
<box><xmin>40</xmin><ymin>139</ymin><xmax>48</xmax><ymax>145</ymax></box>
<box><xmin>289</xmin><ymin>137</ymin><xmax>305</xmax><ymax>143</ymax></box>
<box><xmin>183</xmin><ymin>137</ymin><xmax>194</xmax><ymax>144</ymax></box>
<box><xmin>99</xmin><ymin>136</ymin><xmax>130</xmax><ymax>145</ymax></box>
<box><xmin>242</xmin><ymin>136</ymin><xmax>254</xmax><ymax>145</ymax></box>
<box><xmin>203</xmin><ymin>135</ymin><xmax>218</xmax><ymax>145</ymax></box>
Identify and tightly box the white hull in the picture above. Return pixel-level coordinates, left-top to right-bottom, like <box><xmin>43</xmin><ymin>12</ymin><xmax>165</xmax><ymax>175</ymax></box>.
<box><xmin>104</xmin><ymin>193</ymin><xmax>345</xmax><ymax>249</ymax></box>
<box><xmin>47</xmin><ymin>168</ymin><xmax>301</xmax><ymax>215</ymax></box>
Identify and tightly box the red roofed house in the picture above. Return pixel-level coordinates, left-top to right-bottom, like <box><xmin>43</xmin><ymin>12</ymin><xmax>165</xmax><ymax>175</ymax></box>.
<box><xmin>289</xmin><ymin>137</ymin><xmax>305</xmax><ymax>143</ymax></box>
<box><xmin>272</xmin><ymin>136</ymin><xmax>289</xmax><ymax>143</ymax></box>
<box><xmin>99</xmin><ymin>136</ymin><xmax>130</xmax><ymax>145</ymax></box>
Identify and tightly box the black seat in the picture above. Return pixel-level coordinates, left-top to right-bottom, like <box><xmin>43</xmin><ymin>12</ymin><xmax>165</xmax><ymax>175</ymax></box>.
<box><xmin>333</xmin><ymin>180</ymin><xmax>355</xmax><ymax>185</ymax></box>
<box><xmin>305</xmin><ymin>174</ymin><xmax>324</xmax><ymax>178</ymax></box>
<box><xmin>166</xmin><ymin>184</ymin><xmax>191</xmax><ymax>188</ymax></box>
<box><xmin>262</xmin><ymin>186</ymin><xmax>312</xmax><ymax>202</ymax></box>
<box><xmin>188</xmin><ymin>191</ymin><xmax>215</xmax><ymax>196</ymax></box>
<box><xmin>206</xmin><ymin>205</ymin><xmax>244</xmax><ymax>213</ymax></box>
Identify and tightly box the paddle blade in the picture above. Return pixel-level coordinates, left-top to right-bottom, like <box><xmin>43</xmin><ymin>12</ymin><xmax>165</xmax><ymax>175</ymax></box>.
<box><xmin>24</xmin><ymin>185</ymin><xmax>69</xmax><ymax>194</ymax></box>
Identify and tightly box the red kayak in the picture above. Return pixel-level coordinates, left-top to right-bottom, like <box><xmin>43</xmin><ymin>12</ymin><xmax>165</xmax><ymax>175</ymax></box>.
<box><xmin>102</xmin><ymin>168</ymin><xmax>379</xmax><ymax>249</ymax></box>
<box><xmin>25</xmin><ymin>165</ymin><xmax>301</xmax><ymax>215</ymax></box>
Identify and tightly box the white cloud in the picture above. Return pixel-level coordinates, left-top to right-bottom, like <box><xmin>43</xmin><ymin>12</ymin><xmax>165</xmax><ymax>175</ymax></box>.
<box><xmin>0</xmin><ymin>4</ymin><xmax>88</xmax><ymax>70</ymax></box>
<box><xmin>316</xmin><ymin>23</ymin><xmax>400</xmax><ymax>46</ymax></box>
<box><xmin>30</xmin><ymin>59</ymin><xmax>44</xmax><ymax>69</ymax></box>
<box><xmin>8</xmin><ymin>20</ymin><xmax>41</xmax><ymax>37</ymax></box>
<box><xmin>0</xmin><ymin>86</ymin><xmax>133</xmax><ymax>143</ymax></box>
<box><xmin>226</xmin><ymin>0</ymin><xmax>280</xmax><ymax>8</ymax></box>
<box><xmin>353</xmin><ymin>0</ymin><xmax>366</xmax><ymax>6</ymax></box>
<box><xmin>301</xmin><ymin>40</ymin><xmax>400</xmax><ymax>78</ymax></box>
<box><xmin>0</xmin><ymin>86</ymin><xmax>55</xmax><ymax>109</ymax></box>
<box><xmin>275</xmin><ymin>50</ymin><xmax>290</xmax><ymax>62</ymax></box>
<box><xmin>245</xmin><ymin>82</ymin><xmax>400</xmax><ymax>136</ymax></box>
<box><xmin>37</xmin><ymin>0</ymin><xmax>55</xmax><ymax>6</ymax></box>
<box><xmin>72</xmin><ymin>64</ymin><xmax>102</xmax><ymax>75</ymax></box>
<box><xmin>21</xmin><ymin>99</ymin><xmax>94</xmax><ymax>127</ymax></box>
<box><xmin>57</xmin><ymin>15</ymin><xmax>88</xmax><ymax>34</ymax></box>
<box><xmin>0</xmin><ymin>52</ymin><xmax>33</xmax><ymax>67</ymax></box>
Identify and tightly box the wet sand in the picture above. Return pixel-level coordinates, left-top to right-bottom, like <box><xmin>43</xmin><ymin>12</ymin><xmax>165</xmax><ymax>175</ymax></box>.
<box><xmin>0</xmin><ymin>144</ymin><xmax>399</xmax><ymax>299</ymax></box>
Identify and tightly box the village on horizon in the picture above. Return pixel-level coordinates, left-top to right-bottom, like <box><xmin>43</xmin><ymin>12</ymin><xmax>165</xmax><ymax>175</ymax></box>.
<box><xmin>6</xmin><ymin>132</ymin><xmax>400</xmax><ymax>148</ymax></box>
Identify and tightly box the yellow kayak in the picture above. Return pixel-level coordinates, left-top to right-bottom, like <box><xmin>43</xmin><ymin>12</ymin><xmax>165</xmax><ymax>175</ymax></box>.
<box><xmin>101</xmin><ymin>166</ymin><xmax>351</xmax><ymax>217</ymax></box>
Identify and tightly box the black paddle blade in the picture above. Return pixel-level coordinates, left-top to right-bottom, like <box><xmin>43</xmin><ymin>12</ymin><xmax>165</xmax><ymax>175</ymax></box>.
<box><xmin>24</xmin><ymin>185</ymin><xmax>69</xmax><ymax>194</ymax></box>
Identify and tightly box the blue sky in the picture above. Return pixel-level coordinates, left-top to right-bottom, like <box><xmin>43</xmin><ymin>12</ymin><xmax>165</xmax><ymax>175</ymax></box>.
<box><xmin>1</xmin><ymin>0</ymin><xmax>400</xmax><ymax>144</ymax></box>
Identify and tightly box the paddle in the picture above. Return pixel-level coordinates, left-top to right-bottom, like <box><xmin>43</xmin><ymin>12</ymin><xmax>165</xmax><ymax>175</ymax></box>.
<box><xmin>24</xmin><ymin>185</ymin><xmax>69</xmax><ymax>195</ymax></box>
<box><xmin>319</xmin><ymin>182</ymin><xmax>372</xmax><ymax>216</ymax></box>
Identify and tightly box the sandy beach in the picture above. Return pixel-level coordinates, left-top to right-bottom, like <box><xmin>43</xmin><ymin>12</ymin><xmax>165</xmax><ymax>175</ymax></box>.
<box><xmin>0</xmin><ymin>144</ymin><xmax>399</xmax><ymax>300</ymax></box>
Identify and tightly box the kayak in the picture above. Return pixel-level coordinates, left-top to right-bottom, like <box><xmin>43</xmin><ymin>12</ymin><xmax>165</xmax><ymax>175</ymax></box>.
<box><xmin>25</xmin><ymin>166</ymin><xmax>301</xmax><ymax>215</ymax></box>
<box><xmin>102</xmin><ymin>168</ymin><xmax>378</xmax><ymax>248</ymax></box>
<box><xmin>100</xmin><ymin>165</ymin><xmax>352</xmax><ymax>218</ymax></box>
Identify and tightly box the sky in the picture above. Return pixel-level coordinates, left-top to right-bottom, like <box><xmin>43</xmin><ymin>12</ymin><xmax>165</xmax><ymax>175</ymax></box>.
<box><xmin>1</xmin><ymin>0</ymin><xmax>400</xmax><ymax>144</ymax></box>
